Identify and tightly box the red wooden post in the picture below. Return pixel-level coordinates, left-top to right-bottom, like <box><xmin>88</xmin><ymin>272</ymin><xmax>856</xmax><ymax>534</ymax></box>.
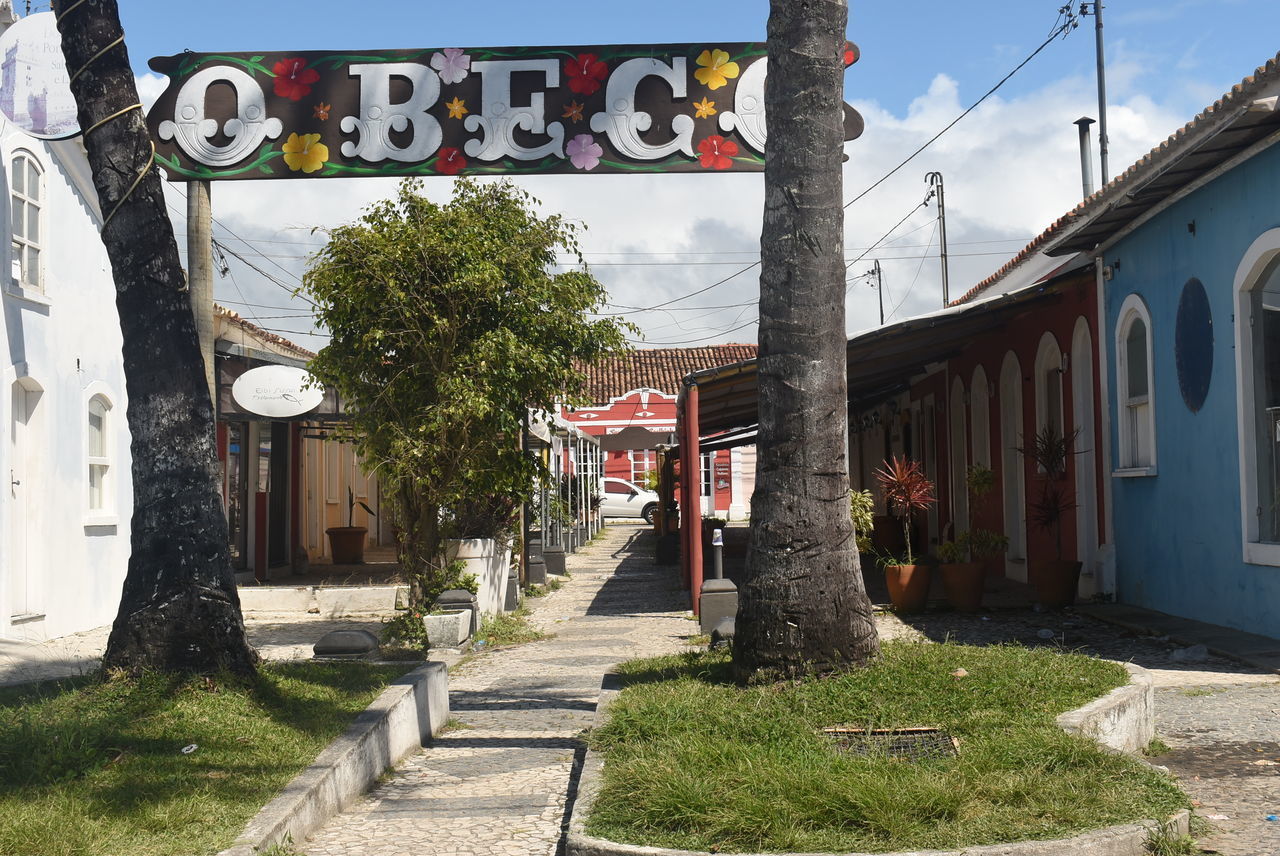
<box><xmin>684</xmin><ymin>382</ymin><xmax>703</xmax><ymax>614</ymax></box>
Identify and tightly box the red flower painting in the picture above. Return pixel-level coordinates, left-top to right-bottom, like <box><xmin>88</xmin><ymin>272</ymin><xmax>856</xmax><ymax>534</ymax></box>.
<box><xmin>697</xmin><ymin>135</ymin><xmax>739</xmax><ymax>170</ymax></box>
<box><xmin>273</xmin><ymin>58</ymin><xmax>320</xmax><ymax>101</ymax></box>
<box><xmin>564</xmin><ymin>53</ymin><xmax>608</xmax><ymax>96</ymax></box>
<box><xmin>843</xmin><ymin>40</ymin><xmax>859</xmax><ymax>68</ymax></box>
<box><xmin>436</xmin><ymin>147</ymin><xmax>467</xmax><ymax>175</ymax></box>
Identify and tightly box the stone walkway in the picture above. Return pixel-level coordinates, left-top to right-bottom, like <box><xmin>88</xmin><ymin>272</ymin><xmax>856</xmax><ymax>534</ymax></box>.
<box><xmin>302</xmin><ymin>524</ymin><xmax>693</xmax><ymax>856</ymax></box>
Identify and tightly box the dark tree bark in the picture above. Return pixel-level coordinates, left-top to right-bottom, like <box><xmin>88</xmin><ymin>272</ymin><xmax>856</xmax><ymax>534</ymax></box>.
<box><xmin>54</xmin><ymin>0</ymin><xmax>257</xmax><ymax>676</ymax></box>
<box><xmin>732</xmin><ymin>0</ymin><xmax>879</xmax><ymax>681</ymax></box>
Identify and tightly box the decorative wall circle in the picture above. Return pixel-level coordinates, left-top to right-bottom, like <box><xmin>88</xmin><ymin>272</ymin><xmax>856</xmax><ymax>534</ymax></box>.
<box><xmin>1175</xmin><ymin>277</ymin><xmax>1212</xmax><ymax>412</ymax></box>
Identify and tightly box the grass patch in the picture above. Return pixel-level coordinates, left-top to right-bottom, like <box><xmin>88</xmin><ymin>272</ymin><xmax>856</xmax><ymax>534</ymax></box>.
<box><xmin>0</xmin><ymin>661</ymin><xmax>408</xmax><ymax>856</ymax></box>
<box><xmin>588</xmin><ymin>641</ymin><xmax>1189</xmax><ymax>854</ymax></box>
<box><xmin>1144</xmin><ymin>737</ymin><xmax>1172</xmax><ymax>756</ymax></box>
<box><xmin>524</xmin><ymin>577</ymin><xmax>564</xmax><ymax>598</ymax></box>
<box><xmin>477</xmin><ymin>604</ymin><xmax>548</xmax><ymax>648</ymax></box>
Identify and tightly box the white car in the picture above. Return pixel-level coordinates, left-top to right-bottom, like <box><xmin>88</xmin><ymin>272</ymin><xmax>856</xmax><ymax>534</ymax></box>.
<box><xmin>599</xmin><ymin>477</ymin><xmax>661</xmax><ymax>523</ymax></box>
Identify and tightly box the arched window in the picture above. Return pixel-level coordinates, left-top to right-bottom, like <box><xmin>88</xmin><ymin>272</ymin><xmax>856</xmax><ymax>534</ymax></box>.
<box><xmin>949</xmin><ymin>374</ymin><xmax>968</xmax><ymax>533</ymax></box>
<box><xmin>1235</xmin><ymin>229</ymin><xmax>1280</xmax><ymax>558</ymax></box>
<box><xmin>1116</xmin><ymin>295</ymin><xmax>1156</xmax><ymax>470</ymax></box>
<box><xmin>970</xmin><ymin>365</ymin><xmax>991</xmax><ymax>469</ymax></box>
<box><xmin>87</xmin><ymin>395</ymin><xmax>112</xmax><ymax>513</ymax></box>
<box><xmin>10</xmin><ymin>152</ymin><xmax>43</xmax><ymax>292</ymax></box>
<box><xmin>1034</xmin><ymin>332</ymin><xmax>1065</xmax><ymax>443</ymax></box>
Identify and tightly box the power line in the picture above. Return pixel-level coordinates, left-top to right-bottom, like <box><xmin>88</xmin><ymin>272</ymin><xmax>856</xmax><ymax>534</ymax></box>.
<box><xmin>886</xmin><ymin>221</ymin><xmax>940</xmax><ymax>323</ymax></box>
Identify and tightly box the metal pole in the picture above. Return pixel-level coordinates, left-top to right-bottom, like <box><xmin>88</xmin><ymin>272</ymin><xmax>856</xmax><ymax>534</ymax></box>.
<box><xmin>712</xmin><ymin>528</ymin><xmax>724</xmax><ymax>580</ymax></box>
<box><xmin>926</xmin><ymin>172</ymin><xmax>950</xmax><ymax>307</ymax></box>
<box><xmin>1091</xmin><ymin>1</ymin><xmax>1110</xmax><ymax>183</ymax></box>
<box><xmin>873</xmin><ymin>259</ymin><xmax>884</xmax><ymax>325</ymax></box>
<box><xmin>1074</xmin><ymin>117</ymin><xmax>1096</xmax><ymax>199</ymax></box>
<box><xmin>187</xmin><ymin>180</ymin><xmax>216</xmax><ymax>406</ymax></box>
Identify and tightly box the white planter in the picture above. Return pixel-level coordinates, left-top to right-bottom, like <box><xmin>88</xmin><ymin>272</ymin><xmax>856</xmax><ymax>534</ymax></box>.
<box><xmin>447</xmin><ymin>537</ymin><xmax>513</xmax><ymax>616</ymax></box>
<box><xmin>422</xmin><ymin>609</ymin><xmax>470</xmax><ymax>648</ymax></box>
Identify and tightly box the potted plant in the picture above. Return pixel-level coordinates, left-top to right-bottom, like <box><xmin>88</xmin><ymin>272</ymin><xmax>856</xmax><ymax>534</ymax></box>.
<box><xmin>874</xmin><ymin>456</ymin><xmax>936</xmax><ymax>613</ymax></box>
<box><xmin>326</xmin><ymin>487</ymin><xmax>377</xmax><ymax>564</ymax></box>
<box><xmin>964</xmin><ymin>462</ymin><xmax>1009</xmax><ymax>578</ymax></box>
<box><xmin>447</xmin><ymin>495</ymin><xmax>518</xmax><ymax>617</ymax></box>
<box><xmin>1018</xmin><ymin>425</ymin><xmax>1082</xmax><ymax>608</ymax></box>
<box><xmin>936</xmin><ymin>536</ymin><xmax>985</xmax><ymax>613</ymax></box>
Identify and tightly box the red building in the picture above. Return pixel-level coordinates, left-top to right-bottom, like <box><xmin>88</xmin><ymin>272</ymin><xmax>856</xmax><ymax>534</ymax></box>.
<box><xmin>562</xmin><ymin>346</ymin><xmax>756</xmax><ymax>518</ymax></box>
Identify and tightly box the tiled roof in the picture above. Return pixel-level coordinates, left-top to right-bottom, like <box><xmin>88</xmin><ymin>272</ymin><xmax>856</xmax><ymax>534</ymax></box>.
<box><xmin>953</xmin><ymin>51</ymin><xmax>1280</xmax><ymax>306</ymax></box>
<box><xmin>579</xmin><ymin>345</ymin><xmax>756</xmax><ymax>403</ymax></box>
<box><xmin>214</xmin><ymin>304</ymin><xmax>317</xmax><ymax>360</ymax></box>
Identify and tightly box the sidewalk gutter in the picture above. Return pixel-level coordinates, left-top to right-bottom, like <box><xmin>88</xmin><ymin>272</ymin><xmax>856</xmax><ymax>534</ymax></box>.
<box><xmin>1076</xmin><ymin>603</ymin><xmax>1280</xmax><ymax>675</ymax></box>
<box><xmin>217</xmin><ymin>659</ymin><xmax>449</xmax><ymax>856</ymax></box>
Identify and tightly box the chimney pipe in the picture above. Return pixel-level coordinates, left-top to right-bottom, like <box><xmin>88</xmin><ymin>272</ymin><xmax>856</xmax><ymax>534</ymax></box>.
<box><xmin>1074</xmin><ymin>117</ymin><xmax>1096</xmax><ymax>200</ymax></box>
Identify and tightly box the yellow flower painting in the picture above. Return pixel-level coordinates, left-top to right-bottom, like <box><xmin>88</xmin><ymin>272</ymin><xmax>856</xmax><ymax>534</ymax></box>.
<box><xmin>282</xmin><ymin>132</ymin><xmax>329</xmax><ymax>174</ymax></box>
<box><xmin>694</xmin><ymin>49</ymin><xmax>739</xmax><ymax>90</ymax></box>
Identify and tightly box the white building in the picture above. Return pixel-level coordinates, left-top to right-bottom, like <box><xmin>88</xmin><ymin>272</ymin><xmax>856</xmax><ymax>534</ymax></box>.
<box><xmin>0</xmin><ymin>6</ymin><xmax>131</xmax><ymax>641</ymax></box>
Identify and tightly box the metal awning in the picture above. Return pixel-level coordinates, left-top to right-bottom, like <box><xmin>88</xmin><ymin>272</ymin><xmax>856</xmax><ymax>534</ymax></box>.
<box><xmin>684</xmin><ymin>272</ymin><xmax>1075</xmax><ymax>436</ymax></box>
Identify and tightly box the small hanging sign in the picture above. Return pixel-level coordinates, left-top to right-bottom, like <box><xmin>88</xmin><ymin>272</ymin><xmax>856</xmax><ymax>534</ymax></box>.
<box><xmin>146</xmin><ymin>42</ymin><xmax>862</xmax><ymax>181</ymax></box>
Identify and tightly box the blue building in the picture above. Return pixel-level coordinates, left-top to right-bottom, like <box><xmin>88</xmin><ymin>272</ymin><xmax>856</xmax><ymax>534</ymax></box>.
<box><xmin>1042</xmin><ymin>53</ymin><xmax>1280</xmax><ymax>637</ymax></box>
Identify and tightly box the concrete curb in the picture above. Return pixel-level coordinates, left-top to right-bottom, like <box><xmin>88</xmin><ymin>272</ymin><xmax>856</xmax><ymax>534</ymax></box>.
<box><xmin>238</xmin><ymin>585</ymin><xmax>409</xmax><ymax>617</ymax></box>
<box><xmin>216</xmin><ymin>660</ymin><xmax>449</xmax><ymax>856</ymax></box>
<box><xmin>1056</xmin><ymin>662</ymin><xmax>1154</xmax><ymax>754</ymax></box>
<box><xmin>566</xmin><ymin>666</ymin><xmax>1187</xmax><ymax>856</ymax></box>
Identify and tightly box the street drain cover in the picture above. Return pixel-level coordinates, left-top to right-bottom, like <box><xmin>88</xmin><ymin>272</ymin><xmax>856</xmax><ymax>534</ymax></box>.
<box><xmin>821</xmin><ymin>726</ymin><xmax>959</xmax><ymax>760</ymax></box>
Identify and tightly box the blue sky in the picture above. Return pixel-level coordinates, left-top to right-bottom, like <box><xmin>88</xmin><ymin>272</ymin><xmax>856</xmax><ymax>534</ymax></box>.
<box><xmin>98</xmin><ymin>0</ymin><xmax>1280</xmax><ymax>348</ymax></box>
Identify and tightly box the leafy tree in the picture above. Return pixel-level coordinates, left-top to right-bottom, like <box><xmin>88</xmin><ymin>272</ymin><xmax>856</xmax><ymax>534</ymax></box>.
<box><xmin>303</xmin><ymin>178</ymin><xmax>628</xmax><ymax>604</ymax></box>
<box><xmin>53</xmin><ymin>0</ymin><xmax>257</xmax><ymax>675</ymax></box>
<box><xmin>732</xmin><ymin>0</ymin><xmax>880</xmax><ymax>681</ymax></box>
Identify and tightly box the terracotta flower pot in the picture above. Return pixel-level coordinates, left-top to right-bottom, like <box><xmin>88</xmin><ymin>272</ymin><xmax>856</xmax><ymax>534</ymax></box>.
<box><xmin>940</xmin><ymin>562</ymin><xmax>986</xmax><ymax>612</ymax></box>
<box><xmin>1030</xmin><ymin>559</ymin><xmax>1083</xmax><ymax>609</ymax></box>
<box><xmin>326</xmin><ymin>526</ymin><xmax>367</xmax><ymax>564</ymax></box>
<box><xmin>884</xmin><ymin>564</ymin><xmax>931</xmax><ymax>613</ymax></box>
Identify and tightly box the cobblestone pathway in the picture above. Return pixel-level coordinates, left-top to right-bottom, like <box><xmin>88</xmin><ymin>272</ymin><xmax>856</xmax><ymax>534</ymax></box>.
<box><xmin>302</xmin><ymin>524</ymin><xmax>693</xmax><ymax>856</ymax></box>
<box><xmin>1155</xmin><ymin>683</ymin><xmax>1280</xmax><ymax>855</ymax></box>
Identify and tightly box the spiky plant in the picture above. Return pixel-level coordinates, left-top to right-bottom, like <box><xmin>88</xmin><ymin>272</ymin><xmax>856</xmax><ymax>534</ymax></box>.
<box><xmin>874</xmin><ymin>456</ymin><xmax>936</xmax><ymax>565</ymax></box>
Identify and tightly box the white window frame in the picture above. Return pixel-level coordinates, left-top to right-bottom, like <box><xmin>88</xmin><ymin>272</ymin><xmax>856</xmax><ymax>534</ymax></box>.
<box><xmin>1114</xmin><ymin>294</ymin><xmax>1157</xmax><ymax>475</ymax></box>
<box><xmin>1033</xmin><ymin>332</ymin><xmax>1066</xmax><ymax>470</ymax></box>
<box><xmin>628</xmin><ymin>449</ymin><xmax>656</xmax><ymax>484</ymax></box>
<box><xmin>1234</xmin><ymin>227</ymin><xmax>1280</xmax><ymax>566</ymax></box>
<box><xmin>83</xmin><ymin>385</ymin><xmax>117</xmax><ymax>526</ymax></box>
<box><xmin>10</xmin><ymin>151</ymin><xmax>44</xmax><ymax>294</ymax></box>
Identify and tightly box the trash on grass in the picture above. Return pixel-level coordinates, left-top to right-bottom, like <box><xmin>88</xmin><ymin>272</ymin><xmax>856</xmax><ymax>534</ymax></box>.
<box><xmin>181</xmin><ymin>743</ymin><xmax>198</xmax><ymax>754</ymax></box>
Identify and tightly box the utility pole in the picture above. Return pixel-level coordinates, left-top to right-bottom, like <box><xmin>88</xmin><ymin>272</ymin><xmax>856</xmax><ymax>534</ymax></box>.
<box><xmin>187</xmin><ymin>180</ymin><xmax>216</xmax><ymax>405</ymax></box>
<box><xmin>862</xmin><ymin>259</ymin><xmax>884</xmax><ymax>325</ymax></box>
<box><xmin>925</xmin><ymin>171</ymin><xmax>950</xmax><ymax>307</ymax></box>
<box><xmin>1082</xmin><ymin>1</ymin><xmax>1110</xmax><ymax>183</ymax></box>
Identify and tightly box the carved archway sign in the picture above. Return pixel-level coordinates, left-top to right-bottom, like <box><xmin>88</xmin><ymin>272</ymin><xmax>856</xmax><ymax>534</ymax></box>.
<box><xmin>146</xmin><ymin>42</ymin><xmax>862</xmax><ymax>181</ymax></box>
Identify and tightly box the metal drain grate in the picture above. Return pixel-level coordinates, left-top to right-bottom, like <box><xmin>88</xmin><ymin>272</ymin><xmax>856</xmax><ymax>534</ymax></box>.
<box><xmin>821</xmin><ymin>726</ymin><xmax>959</xmax><ymax>760</ymax></box>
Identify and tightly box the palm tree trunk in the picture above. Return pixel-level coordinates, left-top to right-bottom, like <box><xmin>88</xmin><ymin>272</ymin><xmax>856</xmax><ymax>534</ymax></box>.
<box><xmin>54</xmin><ymin>0</ymin><xmax>257</xmax><ymax>676</ymax></box>
<box><xmin>732</xmin><ymin>0</ymin><xmax>879</xmax><ymax>681</ymax></box>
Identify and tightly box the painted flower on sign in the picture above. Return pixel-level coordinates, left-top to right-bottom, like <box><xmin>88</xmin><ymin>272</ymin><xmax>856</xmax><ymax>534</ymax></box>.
<box><xmin>696</xmin><ymin>135</ymin><xmax>738</xmax><ymax>170</ymax></box>
<box><xmin>436</xmin><ymin>147</ymin><xmax>467</xmax><ymax>175</ymax></box>
<box><xmin>445</xmin><ymin>97</ymin><xmax>468</xmax><ymax>120</ymax></box>
<box><xmin>565</xmin><ymin>53</ymin><xmax>608</xmax><ymax>96</ymax></box>
<box><xmin>430</xmin><ymin>48</ymin><xmax>471</xmax><ymax>85</ymax></box>
<box><xmin>282</xmin><ymin>133</ymin><xmax>329</xmax><ymax>174</ymax></box>
<box><xmin>693</xmin><ymin>97</ymin><xmax>716</xmax><ymax>119</ymax></box>
<box><xmin>313</xmin><ymin>102</ymin><xmax>331</xmax><ymax>120</ymax></box>
<box><xmin>273</xmin><ymin>58</ymin><xmax>320</xmax><ymax>101</ymax></box>
<box><xmin>843</xmin><ymin>40</ymin><xmax>859</xmax><ymax>68</ymax></box>
<box><xmin>562</xmin><ymin>100</ymin><xmax>585</xmax><ymax>123</ymax></box>
<box><xmin>566</xmin><ymin>134</ymin><xmax>603</xmax><ymax>171</ymax></box>
<box><xmin>693</xmin><ymin>49</ymin><xmax>739</xmax><ymax>90</ymax></box>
